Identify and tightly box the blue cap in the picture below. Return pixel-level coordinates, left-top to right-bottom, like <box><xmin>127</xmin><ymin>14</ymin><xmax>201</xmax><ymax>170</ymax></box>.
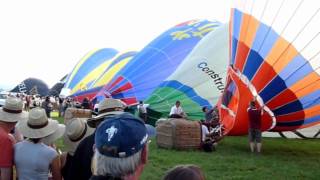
<box><xmin>95</xmin><ymin>113</ymin><xmax>148</xmax><ymax>158</ymax></box>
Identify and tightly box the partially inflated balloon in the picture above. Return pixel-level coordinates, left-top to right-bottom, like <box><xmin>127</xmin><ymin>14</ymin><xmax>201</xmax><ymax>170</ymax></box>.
<box><xmin>220</xmin><ymin>0</ymin><xmax>320</xmax><ymax>135</ymax></box>
<box><xmin>146</xmin><ymin>24</ymin><xmax>229</xmax><ymax>120</ymax></box>
<box><xmin>11</xmin><ymin>78</ymin><xmax>49</xmax><ymax>96</ymax></box>
<box><xmin>71</xmin><ymin>51</ymin><xmax>137</xmax><ymax>101</ymax></box>
<box><xmin>60</xmin><ymin>48</ymin><xmax>118</xmax><ymax>98</ymax></box>
<box><xmin>94</xmin><ymin>20</ymin><xmax>221</xmax><ymax>105</ymax></box>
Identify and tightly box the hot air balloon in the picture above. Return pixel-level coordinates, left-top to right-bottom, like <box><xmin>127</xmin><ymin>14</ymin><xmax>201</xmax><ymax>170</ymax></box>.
<box><xmin>60</xmin><ymin>48</ymin><xmax>119</xmax><ymax>98</ymax></box>
<box><xmin>11</xmin><ymin>78</ymin><xmax>49</xmax><ymax>96</ymax></box>
<box><xmin>219</xmin><ymin>0</ymin><xmax>320</xmax><ymax>135</ymax></box>
<box><xmin>71</xmin><ymin>51</ymin><xmax>137</xmax><ymax>102</ymax></box>
<box><xmin>93</xmin><ymin>20</ymin><xmax>221</xmax><ymax>105</ymax></box>
<box><xmin>146</xmin><ymin>23</ymin><xmax>229</xmax><ymax>121</ymax></box>
<box><xmin>48</xmin><ymin>74</ymin><xmax>68</xmax><ymax>97</ymax></box>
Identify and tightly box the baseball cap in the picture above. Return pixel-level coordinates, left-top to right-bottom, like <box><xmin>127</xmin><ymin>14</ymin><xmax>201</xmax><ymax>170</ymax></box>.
<box><xmin>95</xmin><ymin>112</ymin><xmax>149</xmax><ymax>158</ymax></box>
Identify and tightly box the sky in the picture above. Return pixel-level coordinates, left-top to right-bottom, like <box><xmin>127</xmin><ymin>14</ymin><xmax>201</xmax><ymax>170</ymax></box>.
<box><xmin>0</xmin><ymin>0</ymin><xmax>232</xmax><ymax>90</ymax></box>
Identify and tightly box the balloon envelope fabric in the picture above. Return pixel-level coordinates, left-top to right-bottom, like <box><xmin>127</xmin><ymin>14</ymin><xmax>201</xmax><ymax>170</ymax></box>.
<box><xmin>61</xmin><ymin>48</ymin><xmax>119</xmax><ymax>98</ymax></box>
<box><xmin>146</xmin><ymin>24</ymin><xmax>229</xmax><ymax>120</ymax></box>
<box><xmin>220</xmin><ymin>0</ymin><xmax>320</xmax><ymax>135</ymax></box>
<box><xmin>93</xmin><ymin>20</ymin><xmax>221</xmax><ymax>105</ymax></box>
<box><xmin>69</xmin><ymin>51</ymin><xmax>137</xmax><ymax>102</ymax></box>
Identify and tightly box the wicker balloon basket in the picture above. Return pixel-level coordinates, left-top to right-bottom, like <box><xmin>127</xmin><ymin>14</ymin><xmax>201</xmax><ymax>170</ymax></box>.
<box><xmin>156</xmin><ymin>118</ymin><xmax>202</xmax><ymax>150</ymax></box>
<box><xmin>64</xmin><ymin>108</ymin><xmax>92</xmax><ymax>122</ymax></box>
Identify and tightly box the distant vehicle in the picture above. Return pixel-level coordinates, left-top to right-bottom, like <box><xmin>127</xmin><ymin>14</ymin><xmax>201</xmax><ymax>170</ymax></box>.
<box><xmin>0</xmin><ymin>91</ymin><xmax>9</xmax><ymax>107</ymax></box>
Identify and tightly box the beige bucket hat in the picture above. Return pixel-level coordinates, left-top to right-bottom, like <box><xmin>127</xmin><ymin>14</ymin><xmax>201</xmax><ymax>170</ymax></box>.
<box><xmin>87</xmin><ymin>98</ymin><xmax>126</xmax><ymax>127</ymax></box>
<box><xmin>41</xmin><ymin>122</ymin><xmax>66</xmax><ymax>145</ymax></box>
<box><xmin>18</xmin><ymin>107</ymin><xmax>59</xmax><ymax>138</ymax></box>
<box><xmin>64</xmin><ymin>107</ymin><xmax>92</xmax><ymax>123</ymax></box>
<box><xmin>0</xmin><ymin>97</ymin><xmax>28</xmax><ymax>123</ymax></box>
<box><xmin>63</xmin><ymin>118</ymin><xmax>94</xmax><ymax>155</ymax></box>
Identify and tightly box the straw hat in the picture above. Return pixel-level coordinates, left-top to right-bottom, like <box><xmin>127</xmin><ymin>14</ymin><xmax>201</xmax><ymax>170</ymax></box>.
<box><xmin>41</xmin><ymin>122</ymin><xmax>66</xmax><ymax>145</ymax></box>
<box><xmin>63</xmin><ymin>118</ymin><xmax>94</xmax><ymax>155</ymax></box>
<box><xmin>18</xmin><ymin>107</ymin><xmax>59</xmax><ymax>138</ymax></box>
<box><xmin>0</xmin><ymin>97</ymin><xmax>28</xmax><ymax>123</ymax></box>
<box><xmin>96</xmin><ymin>98</ymin><xmax>126</xmax><ymax>117</ymax></box>
<box><xmin>87</xmin><ymin>98</ymin><xmax>126</xmax><ymax>127</ymax></box>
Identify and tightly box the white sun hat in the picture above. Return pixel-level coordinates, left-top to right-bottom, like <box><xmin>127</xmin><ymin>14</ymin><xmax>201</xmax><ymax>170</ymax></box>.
<box><xmin>87</xmin><ymin>98</ymin><xmax>126</xmax><ymax>125</ymax></box>
<box><xmin>0</xmin><ymin>97</ymin><xmax>28</xmax><ymax>123</ymax></box>
<box><xmin>63</xmin><ymin>118</ymin><xmax>94</xmax><ymax>155</ymax></box>
<box><xmin>41</xmin><ymin>122</ymin><xmax>66</xmax><ymax>145</ymax></box>
<box><xmin>18</xmin><ymin>107</ymin><xmax>59</xmax><ymax>139</ymax></box>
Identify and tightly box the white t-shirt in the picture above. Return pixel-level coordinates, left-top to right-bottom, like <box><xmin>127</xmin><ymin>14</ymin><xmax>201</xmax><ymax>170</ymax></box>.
<box><xmin>94</xmin><ymin>103</ymin><xmax>99</xmax><ymax>110</ymax></box>
<box><xmin>14</xmin><ymin>141</ymin><xmax>58</xmax><ymax>180</ymax></box>
<box><xmin>170</xmin><ymin>106</ymin><xmax>184</xmax><ymax>116</ymax></box>
<box><xmin>201</xmin><ymin>125</ymin><xmax>210</xmax><ymax>142</ymax></box>
<box><xmin>137</xmin><ymin>104</ymin><xmax>149</xmax><ymax>114</ymax></box>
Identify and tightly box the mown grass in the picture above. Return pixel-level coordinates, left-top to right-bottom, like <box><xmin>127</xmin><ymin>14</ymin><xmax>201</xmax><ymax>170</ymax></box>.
<box><xmin>52</xmin><ymin>114</ymin><xmax>320</xmax><ymax>180</ymax></box>
<box><xmin>142</xmin><ymin>137</ymin><xmax>320</xmax><ymax>180</ymax></box>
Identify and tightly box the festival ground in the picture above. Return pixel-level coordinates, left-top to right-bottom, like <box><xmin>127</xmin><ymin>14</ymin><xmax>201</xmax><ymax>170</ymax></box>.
<box><xmin>51</xmin><ymin>113</ymin><xmax>320</xmax><ymax>180</ymax></box>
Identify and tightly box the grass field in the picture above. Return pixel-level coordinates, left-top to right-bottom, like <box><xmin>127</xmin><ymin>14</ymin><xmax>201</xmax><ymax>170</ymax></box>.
<box><xmin>52</xmin><ymin>114</ymin><xmax>320</xmax><ymax>180</ymax></box>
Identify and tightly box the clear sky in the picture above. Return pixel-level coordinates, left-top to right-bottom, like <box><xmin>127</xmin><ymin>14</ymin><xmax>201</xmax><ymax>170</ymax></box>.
<box><xmin>0</xmin><ymin>0</ymin><xmax>232</xmax><ymax>90</ymax></box>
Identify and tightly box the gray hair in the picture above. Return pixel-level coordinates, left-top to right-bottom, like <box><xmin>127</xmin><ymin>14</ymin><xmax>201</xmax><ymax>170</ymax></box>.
<box><xmin>92</xmin><ymin>149</ymin><xmax>142</xmax><ymax>177</ymax></box>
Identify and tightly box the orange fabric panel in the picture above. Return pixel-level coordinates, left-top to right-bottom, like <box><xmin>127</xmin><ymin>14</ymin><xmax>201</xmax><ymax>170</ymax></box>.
<box><xmin>272</xmin><ymin>44</ymin><xmax>298</xmax><ymax>73</ymax></box>
<box><xmin>234</xmin><ymin>14</ymin><xmax>259</xmax><ymax>71</ymax></box>
<box><xmin>298</xmin><ymin>121</ymin><xmax>320</xmax><ymax>129</ymax></box>
<box><xmin>290</xmin><ymin>72</ymin><xmax>320</xmax><ymax>95</ymax></box>
<box><xmin>220</xmin><ymin>109</ymin><xmax>235</xmax><ymax>135</ymax></box>
<box><xmin>277</xmin><ymin>105</ymin><xmax>320</xmax><ymax>122</ymax></box>
<box><xmin>221</xmin><ymin>68</ymin><xmax>273</xmax><ymax>135</ymax></box>
<box><xmin>238</xmin><ymin>13</ymin><xmax>251</xmax><ymax>44</ymax></box>
<box><xmin>264</xmin><ymin>37</ymin><xmax>297</xmax><ymax>69</ymax></box>
<box><xmin>252</xmin><ymin>38</ymin><xmax>297</xmax><ymax>92</ymax></box>
<box><xmin>243</xmin><ymin>15</ymin><xmax>259</xmax><ymax>47</ymax></box>
<box><xmin>295</xmin><ymin>79</ymin><xmax>320</xmax><ymax>98</ymax></box>
<box><xmin>266</xmin><ymin>72</ymin><xmax>320</xmax><ymax>109</ymax></box>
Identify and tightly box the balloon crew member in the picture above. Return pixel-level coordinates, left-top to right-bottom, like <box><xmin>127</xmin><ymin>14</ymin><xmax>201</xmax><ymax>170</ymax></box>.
<box><xmin>137</xmin><ymin>101</ymin><xmax>148</xmax><ymax>123</ymax></box>
<box><xmin>169</xmin><ymin>101</ymin><xmax>186</xmax><ymax>118</ymax></box>
<box><xmin>247</xmin><ymin>100</ymin><xmax>264</xmax><ymax>153</ymax></box>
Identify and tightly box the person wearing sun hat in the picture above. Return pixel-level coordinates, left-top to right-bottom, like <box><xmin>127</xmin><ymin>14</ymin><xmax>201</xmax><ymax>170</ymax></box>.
<box><xmin>59</xmin><ymin>118</ymin><xmax>94</xmax><ymax>179</ymax></box>
<box><xmin>87</xmin><ymin>98</ymin><xmax>127</xmax><ymax>128</ymax></box>
<box><xmin>41</xmin><ymin>123</ymin><xmax>66</xmax><ymax>146</ymax></box>
<box><xmin>90</xmin><ymin>112</ymin><xmax>150</xmax><ymax>180</ymax></box>
<box><xmin>0</xmin><ymin>97</ymin><xmax>27</xmax><ymax>180</ymax></box>
<box><xmin>14</xmin><ymin>107</ymin><xmax>63</xmax><ymax>180</ymax></box>
<box><xmin>66</xmin><ymin>98</ymin><xmax>126</xmax><ymax>180</ymax></box>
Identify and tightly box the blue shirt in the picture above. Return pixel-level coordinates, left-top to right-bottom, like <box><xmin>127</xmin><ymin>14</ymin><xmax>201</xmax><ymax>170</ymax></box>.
<box><xmin>14</xmin><ymin>140</ymin><xmax>57</xmax><ymax>180</ymax></box>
